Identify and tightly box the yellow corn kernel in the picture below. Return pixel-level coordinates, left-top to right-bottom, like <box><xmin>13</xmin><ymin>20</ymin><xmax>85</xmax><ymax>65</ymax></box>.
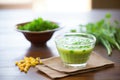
<box><xmin>24</xmin><ymin>69</ymin><xmax>28</xmax><ymax>73</ymax></box>
<box><xmin>30</xmin><ymin>61</ymin><xmax>36</xmax><ymax>67</ymax></box>
<box><xmin>36</xmin><ymin>57</ymin><xmax>39</xmax><ymax>61</ymax></box>
<box><xmin>20</xmin><ymin>63</ymin><xmax>26</xmax><ymax>67</ymax></box>
<box><xmin>26</xmin><ymin>63</ymin><xmax>31</xmax><ymax>67</ymax></box>
<box><xmin>24</xmin><ymin>66</ymin><xmax>30</xmax><ymax>73</ymax></box>
<box><xmin>24</xmin><ymin>57</ymin><xmax>29</xmax><ymax>61</ymax></box>
<box><xmin>19</xmin><ymin>60</ymin><xmax>24</xmax><ymax>63</ymax></box>
<box><xmin>19</xmin><ymin>67</ymin><xmax>24</xmax><ymax>72</ymax></box>
<box><xmin>17</xmin><ymin>62</ymin><xmax>22</xmax><ymax>67</ymax></box>
<box><xmin>39</xmin><ymin>60</ymin><xmax>43</xmax><ymax>64</ymax></box>
<box><xmin>36</xmin><ymin>57</ymin><xmax>42</xmax><ymax>64</ymax></box>
<box><xmin>29</xmin><ymin>57</ymin><xmax>34</xmax><ymax>60</ymax></box>
<box><xmin>35</xmin><ymin>61</ymin><xmax>39</xmax><ymax>65</ymax></box>
<box><xmin>25</xmin><ymin>60</ymin><xmax>30</xmax><ymax>64</ymax></box>
<box><xmin>15</xmin><ymin>62</ymin><xmax>19</xmax><ymax>66</ymax></box>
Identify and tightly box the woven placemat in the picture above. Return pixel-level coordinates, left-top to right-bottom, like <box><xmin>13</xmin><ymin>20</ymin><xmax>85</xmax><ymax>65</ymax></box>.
<box><xmin>36</xmin><ymin>52</ymin><xmax>114</xmax><ymax>79</ymax></box>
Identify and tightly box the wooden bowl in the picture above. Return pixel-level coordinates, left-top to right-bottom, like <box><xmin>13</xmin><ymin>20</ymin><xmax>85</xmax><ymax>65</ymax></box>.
<box><xmin>16</xmin><ymin>22</ymin><xmax>61</xmax><ymax>46</ymax></box>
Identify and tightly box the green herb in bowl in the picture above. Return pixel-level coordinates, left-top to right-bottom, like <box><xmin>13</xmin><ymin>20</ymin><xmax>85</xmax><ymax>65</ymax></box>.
<box><xmin>18</xmin><ymin>18</ymin><xmax>59</xmax><ymax>31</ymax></box>
<box><xmin>16</xmin><ymin>17</ymin><xmax>61</xmax><ymax>46</ymax></box>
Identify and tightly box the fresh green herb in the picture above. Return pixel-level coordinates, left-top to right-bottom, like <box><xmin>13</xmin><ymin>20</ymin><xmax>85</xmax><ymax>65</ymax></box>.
<box><xmin>79</xmin><ymin>13</ymin><xmax>120</xmax><ymax>55</ymax></box>
<box><xmin>18</xmin><ymin>18</ymin><xmax>59</xmax><ymax>31</ymax></box>
<box><xmin>82</xmin><ymin>50</ymin><xmax>86</xmax><ymax>52</ymax></box>
<box><xmin>70</xmin><ymin>29</ymin><xmax>77</xmax><ymax>32</ymax></box>
<box><xmin>70</xmin><ymin>50</ymin><xmax>74</xmax><ymax>53</ymax></box>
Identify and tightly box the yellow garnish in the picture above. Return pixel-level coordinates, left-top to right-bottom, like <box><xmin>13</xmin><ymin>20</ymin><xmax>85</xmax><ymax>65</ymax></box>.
<box><xmin>15</xmin><ymin>57</ymin><xmax>42</xmax><ymax>73</ymax></box>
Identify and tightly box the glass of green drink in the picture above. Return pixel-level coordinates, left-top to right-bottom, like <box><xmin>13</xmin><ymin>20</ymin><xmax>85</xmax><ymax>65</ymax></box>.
<box><xmin>55</xmin><ymin>33</ymin><xmax>96</xmax><ymax>68</ymax></box>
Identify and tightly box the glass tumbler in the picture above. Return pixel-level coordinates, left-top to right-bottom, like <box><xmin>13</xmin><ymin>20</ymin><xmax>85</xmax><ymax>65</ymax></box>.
<box><xmin>55</xmin><ymin>33</ymin><xmax>96</xmax><ymax>68</ymax></box>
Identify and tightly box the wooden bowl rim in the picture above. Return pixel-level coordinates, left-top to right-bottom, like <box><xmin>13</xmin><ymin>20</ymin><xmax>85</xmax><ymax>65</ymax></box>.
<box><xmin>16</xmin><ymin>21</ymin><xmax>62</xmax><ymax>34</ymax></box>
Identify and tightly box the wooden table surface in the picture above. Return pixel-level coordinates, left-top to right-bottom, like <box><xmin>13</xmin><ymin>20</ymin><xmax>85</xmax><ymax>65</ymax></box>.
<box><xmin>0</xmin><ymin>9</ymin><xmax>120</xmax><ymax>80</ymax></box>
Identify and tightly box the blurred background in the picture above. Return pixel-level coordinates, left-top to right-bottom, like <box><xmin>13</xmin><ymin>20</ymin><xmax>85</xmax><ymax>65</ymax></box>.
<box><xmin>0</xmin><ymin>0</ymin><xmax>120</xmax><ymax>13</ymax></box>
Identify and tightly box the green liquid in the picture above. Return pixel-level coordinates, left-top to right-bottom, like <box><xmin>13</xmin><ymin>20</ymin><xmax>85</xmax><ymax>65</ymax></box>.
<box><xmin>56</xmin><ymin>36</ymin><xmax>94</xmax><ymax>64</ymax></box>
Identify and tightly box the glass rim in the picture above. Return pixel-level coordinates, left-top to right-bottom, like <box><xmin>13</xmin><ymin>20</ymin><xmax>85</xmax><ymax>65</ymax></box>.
<box><xmin>55</xmin><ymin>32</ymin><xmax>96</xmax><ymax>44</ymax></box>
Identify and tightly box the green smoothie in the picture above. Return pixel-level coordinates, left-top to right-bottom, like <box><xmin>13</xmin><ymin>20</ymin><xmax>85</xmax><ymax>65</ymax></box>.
<box><xmin>55</xmin><ymin>33</ymin><xmax>96</xmax><ymax>65</ymax></box>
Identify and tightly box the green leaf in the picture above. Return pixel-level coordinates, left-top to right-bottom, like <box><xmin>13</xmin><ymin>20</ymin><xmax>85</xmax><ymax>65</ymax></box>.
<box><xmin>105</xmin><ymin>13</ymin><xmax>111</xmax><ymax>19</ymax></box>
<box><xmin>78</xmin><ymin>13</ymin><xmax>120</xmax><ymax>55</ymax></box>
<box><xmin>70</xmin><ymin>29</ymin><xmax>76</xmax><ymax>32</ymax></box>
